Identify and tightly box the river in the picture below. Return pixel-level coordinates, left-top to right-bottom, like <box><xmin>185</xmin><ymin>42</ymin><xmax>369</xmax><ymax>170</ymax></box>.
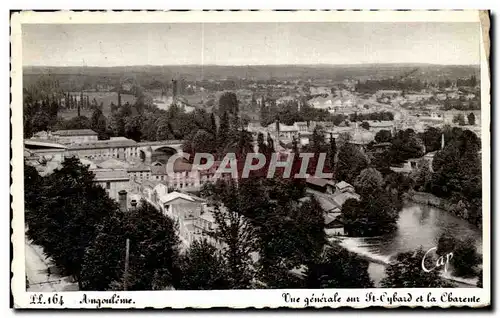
<box><xmin>334</xmin><ymin>202</ymin><xmax>482</xmax><ymax>287</ymax></box>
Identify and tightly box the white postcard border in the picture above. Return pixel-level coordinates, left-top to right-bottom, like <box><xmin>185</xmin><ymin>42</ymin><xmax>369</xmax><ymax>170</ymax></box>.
<box><xmin>10</xmin><ymin>10</ymin><xmax>491</xmax><ymax>309</ymax></box>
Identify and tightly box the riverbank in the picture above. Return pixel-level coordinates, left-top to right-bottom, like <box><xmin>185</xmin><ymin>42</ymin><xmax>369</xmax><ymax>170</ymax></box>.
<box><xmin>331</xmin><ymin>236</ymin><xmax>478</xmax><ymax>288</ymax></box>
<box><xmin>404</xmin><ymin>190</ymin><xmax>447</xmax><ymax>209</ymax></box>
<box><xmin>404</xmin><ymin>190</ymin><xmax>482</xmax><ymax>230</ymax></box>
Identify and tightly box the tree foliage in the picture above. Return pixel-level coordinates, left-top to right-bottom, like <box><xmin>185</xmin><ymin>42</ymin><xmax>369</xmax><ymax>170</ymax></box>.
<box><xmin>451</xmin><ymin>237</ymin><xmax>481</xmax><ymax>278</ymax></box>
<box><xmin>381</xmin><ymin>248</ymin><xmax>454</xmax><ymax>288</ymax></box>
<box><xmin>336</xmin><ymin>143</ymin><xmax>369</xmax><ymax>184</ymax></box>
<box><xmin>25</xmin><ymin>157</ymin><xmax>119</xmax><ymax>287</ymax></box>
<box><xmin>177</xmin><ymin>239</ymin><xmax>230</xmax><ymax>290</ymax></box>
<box><xmin>389</xmin><ymin>129</ymin><xmax>425</xmax><ymax>164</ymax></box>
<box><xmin>468</xmin><ymin>112</ymin><xmax>476</xmax><ymax>125</ymax></box>
<box><xmin>354</xmin><ymin>168</ymin><xmax>384</xmax><ymax>196</ymax></box>
<box><xmin>375</xmin><ymin>130</ymin><xmax>392</xmax><ymax>143</ymax></box>
<box><xmin>306</xmin><ymin>244</ymin><xmax>373</xmax><ymax>288</ymax></box>
<box><xmin>81</xmin><ymin>200</ymin><xmax>180</xmax><ymax>290</ymax></box>
<box><xmin>431</xmin><ymin>129</ymin><xmax>481</xmax><ymax>226</ymax></box>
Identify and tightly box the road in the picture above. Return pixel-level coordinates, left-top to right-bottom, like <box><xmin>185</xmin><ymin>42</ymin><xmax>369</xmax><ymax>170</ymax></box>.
<box><xmin>25</xmin><ymin>237</ymin><xmax>78</xmax><ymax>292</ymax></box>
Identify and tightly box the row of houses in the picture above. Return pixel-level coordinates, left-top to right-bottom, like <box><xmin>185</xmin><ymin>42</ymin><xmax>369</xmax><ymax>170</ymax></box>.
<box><xmin>247</xmin><ymin>120</ymin><xmax>395</xmax><ymax>150</ymax></box>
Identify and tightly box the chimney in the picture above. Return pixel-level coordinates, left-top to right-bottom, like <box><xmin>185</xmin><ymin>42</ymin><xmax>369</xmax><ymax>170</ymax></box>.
<box><xmin>130</xmin><ymin>199</ymin><xmax>137</xmax><ymax>209</ymax></box>
<box><xmin>118</xmin><ymin>190</ymin><xmax>128</xmax><ymax>212</ymax></box>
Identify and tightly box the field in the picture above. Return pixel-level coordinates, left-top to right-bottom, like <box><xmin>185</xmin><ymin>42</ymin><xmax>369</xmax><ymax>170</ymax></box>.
<box><xmin>59</xmin><ymin>92</ymin><xmax>136</xmax><ymax>119</ymax></box>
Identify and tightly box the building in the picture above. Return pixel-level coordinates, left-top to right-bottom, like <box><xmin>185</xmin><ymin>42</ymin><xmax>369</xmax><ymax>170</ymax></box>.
<box><xmin>308</xmin><ymin>96</ymin><xmax>335</xmax><ymax>112</ymax></box>
<box><xmin>375</xmin><ymin>90</ymin><xmax>402</xmax><ymax>98</ymax></box>
<box><xmin>365</xmin><ymin>121</ymin><xmax>395</xmax><ymax>133</ymax></box>
<box><xmin>267</xmin><ymin>122</ymin><xmax>299</xmax><ymax>140</ymax></box>
<box><xmin>159</xmin><ymin>191</ymin><xmax>206</xmax><ymax>248</ymax></box>
<box><xmin>65</xmin><ymin>137</ymin><xmax>139</xmax><ymax>160</ymax></box>
<box><xmin>92</xmin><ymin>168</ymin><xmax>130</xmax><ymax>202</ymax></box>
<box><xmin>95</xmin><ymin>157</ymin><xmax>130</xmax><ymax>169</ymax></box>
<box><xmin>52</xmin><ymin>129</ymin><xmax>99</xmax><ymax>144</ymax></box>
<box><xmin>405</xmin><ymin>93</ymin><xmax>433</xmax><ymax>103</ymax></box>
<box><xmin>63</xmin><ymin>137</ymin><xmax>183</xmax><ymax>163</ymax></box>
<box><xmin>305</xmin><ymin>177</ymin><xmax>336</xmax><ymax>194</ymax></box>
<box><xmin>193</xmin><ymin>206</ymin><xmax>223</xmax><ymax>249</ymax></box>
<box><xmin>149</xmin><ymin>158</ymin><xmax>202</xmax><ymax>192</ymax></box>
<box><xmin>350</xmin><ymin>126</ymin><xmax>376</xmax><ymax>147</ymax></box>
<box><xmin>310</xmin><ymin>86</ymin><xmax>331</xmax><ymax>95</ymax></box>
<box><xmin>127</xmin><ymin>164</ymin><xmax>152</xmax><ymax>182</ymax></box>
<box><xmin>303</xmin><ymin>181</ymin><xmax>358</xmax><ymax>237</ymax></box>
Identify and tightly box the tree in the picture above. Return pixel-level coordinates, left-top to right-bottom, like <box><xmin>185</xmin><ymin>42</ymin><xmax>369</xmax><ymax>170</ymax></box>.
<box><xmin>336</xmin><ymin>143</ymin><xmax>369</xmax><ymax>184</ymax></box>
<box><xmin>257</xmin><ymin>195</ymin><xmax>326</xmax><ymax>288</ymax></box>
<box><xmin>110</xmin><ymin>111</ymin><xmax>126</xmax><ymax>137</ymax></box>
<box><xmin>191</xmin><ymin>129</ymin><xmax>217</xmax><ymax>154</ymax></box>
<box><xmin>329</xmin><ymin>135</ymin><xmax>337</xmax><ymax>173</ymax></box>
<box><xmin>411</xmin><ymin>159</ymin><xmax>433</xmax><ymax>192</ymax></box>
<box><xmin>431</xmin><ymin>129</ymin><xmax>481</xmax><ymax>225</ymax></box>
<box><xmin>375</xmin><ymin>130</ymin><xmax>392</xmax><ymax>143</ymax></box>
<box><xmin>468</xmin><ymin>112</ymin><xmax>476</xmax><ymax>125</ymax></box>
<box><xmin>80</xmin><ymin>200</ymin><xmax>181</xmax><ymax>290</ymax></box>
<box><xmin>211</xmin><ymin>199</ymin><xmax>256</xmax><ymax>289</ymax></box>
<box><xmin>361</xmin><ymin>121</ymin><xmax>370</xmax><ymax>130</ymax></box>
<box><xmin>436</xmin><ymin>231</ymin><xmax>457</xmax><ymax>256</ymax></box>
<box><xmin>420</xmin><ymin>127</ymin><xmax>442</xmax><ymax>153</ymax></box>
<box><xmin>390</xmin><ymin>129</ymin><xmax>425</xmax><ymax>164</ymax></box>
<box><xmin>354</xmin><ymin>168</ymin><xmax>383</xmax><ymax>196</ymax></box>
<box><xmin>477</xmin><ymin>269</ymin><xmax>483</xmax><ymax>288</ymax></box>
<box><xmin>124</xmin><ymin>115</ymin><xmax>144</xmax><ymax>142</ymax></box>
<box><xmin>257</xmin><ymin>132</ymin><xmax>267</xmax><ymax>154</ymax></box>
<box><xmin>306</xmin><ymin>245</ymin><xmax>373</xmax><ymax>288</ymax></box>
<box><xmin>452</xmin><ymin>237</ymin><xmax>480</xmax><ymax>278</ymax></box>
<box><xmin>381</xmin><ymin>248</ymin><xmax>454</xmax><ymax>288</ymax></box>
<box><xmin>218</xmin><ymin>92</ymin><xmax>239</xmax><ymax>116</ymax></box>
<box><xmin>453</xmin><ymin>114</ymin><xmax>466</xmax><ymax>126</ymax></box>
<box><xmin>342</xmin><ymin>190</ymin><xmax>399</xmax><ymax>237</ymax></box>
<box><xmin>90</xmin><ymin>108</ymin><xmax>108</xmax><ymax>140</ymax></box>
<box><xmin>25</xmin><ymin>157</ymin><xmax>119</xmax><ymax>288</ymax></box>
<box><xmin>178</xmin><ymin>239</ymin><xmax>231</xmax><ymax>290</ymax></box>
<box><xmin>267</xmin><ymin>133</ymin><xmax>275</xmax><ymax>153</ymax></box>
<box><xmin>218</xmin><ymin>111</ymin><xmax>230</xmax><ymax>152</ymax></box>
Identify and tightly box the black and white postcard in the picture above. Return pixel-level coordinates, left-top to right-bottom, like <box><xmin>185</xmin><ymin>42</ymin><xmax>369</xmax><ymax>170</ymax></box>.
<box><xmin>10</xmin><ymin>10</ymin><xmax>490</xmax><ymax>308</ymax></box>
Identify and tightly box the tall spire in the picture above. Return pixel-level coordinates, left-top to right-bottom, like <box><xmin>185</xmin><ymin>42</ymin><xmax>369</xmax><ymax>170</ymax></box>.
<box><xmin>441</xmin><ymin>133</ymin><xmax>445</xmax><ymax>150</ymax></box>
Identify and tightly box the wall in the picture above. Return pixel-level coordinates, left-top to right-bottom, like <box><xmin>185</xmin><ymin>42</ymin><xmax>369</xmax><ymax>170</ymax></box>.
<box><xmin>95</xmin><ymin>179</ymin><xmax>130</xmax><ymax>202</ymax></box>
<box><xmin>57</xmin><ymin>135</ymin><xmax>98</xmax><ymax>144</ymax></box>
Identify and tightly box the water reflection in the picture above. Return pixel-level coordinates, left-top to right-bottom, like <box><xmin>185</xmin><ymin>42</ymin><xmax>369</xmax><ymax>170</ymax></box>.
<box><xmin>337</xmin><ymin>202</ymin><xmax>482</xmax><ymax>285</ymax></box>
<box><xmin>340</xmin><ymin>203</ymin><xmax>482</xmax><ymax>261</ymax></box>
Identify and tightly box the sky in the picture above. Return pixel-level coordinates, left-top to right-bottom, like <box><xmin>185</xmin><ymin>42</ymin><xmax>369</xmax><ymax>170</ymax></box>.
<box><xmin>22</xmin><ymin>22</ymin><xmax>480</xmax><ymax>66</ymax></box>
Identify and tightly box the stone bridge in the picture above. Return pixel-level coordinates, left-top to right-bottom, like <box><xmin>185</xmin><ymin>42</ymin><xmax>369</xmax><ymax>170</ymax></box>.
<box><xmin>38</xmin><ymin>138</ymin><xmax>187</xmax><ymax>163</ymax></box>
<box><xmin>135</xmin><ymin>140</ymin><xmax>185</xmax><ymax>164</ymax></box>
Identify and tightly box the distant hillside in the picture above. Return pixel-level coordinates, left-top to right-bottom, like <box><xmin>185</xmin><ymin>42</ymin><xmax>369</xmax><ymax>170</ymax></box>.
<box><xmin>23</xmin><ymin>64</ymin><xmax>480</xmax><ymax>83</ymax></box>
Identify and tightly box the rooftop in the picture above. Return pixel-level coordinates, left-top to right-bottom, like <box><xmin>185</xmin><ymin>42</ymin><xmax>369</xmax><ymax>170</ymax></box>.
<box><xmin>306</xmin><ymin>177</ymin><xmax>335</xmax><ymax>188</ymax></box>
<box><xmin>53</xmin><ymin>129</ymin><xmax>98</xmax><ymax>136</ymax></box>
<box><xmin>366</xmin><ymin>120</ymin><xmax>394</xmax><ymax>127</ymax></box>
<box><xmin>95</xmin><ymin>158</ymin><xmax>130</xmax><ymax>169</ymax></box>
<box><xmin>92</xmin><ymin>169</ymin><xmax>129</xmax><ymax>181</ymax></box>
<box><xmin>67</xmin><ymin>138</ymin><xmax>137</xmax><ymax>150</ymax></box>
<box><xmin>159</xmin><ymin>191</ymin><xmax>195</xmax><ymax>204</ymax></box>
<box><xmin>25</xmin><ymin>139</ymin><xmax>67</xmax><ymax>149</ymax></box>
<box><xmin>127</xmin><ymin>164</ymin><xmax>151</xmax><ymax>172</ymax></box>
<box><xmin>332</xmin><ymin>191</ymin><xmax>360</xmax><ymax>208</ymax></box>
<box><xmin>335</xmin><ymin>181</ymin><xmax>353</xmax><ymax>190</ymax></box>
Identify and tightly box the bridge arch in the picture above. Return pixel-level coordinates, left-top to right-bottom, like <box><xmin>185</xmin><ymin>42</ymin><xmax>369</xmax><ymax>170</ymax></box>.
<box><xmin>151</xmin><ymin>146</ymin><xmax>178</xmax><ymax>164</ymax></box>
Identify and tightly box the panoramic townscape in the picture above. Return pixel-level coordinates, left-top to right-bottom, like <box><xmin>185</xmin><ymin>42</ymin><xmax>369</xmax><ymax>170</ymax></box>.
<box><xmin>22</xmin><ymin>22</ymin><xmax>483</xmax><ymax>292</ymax></box>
